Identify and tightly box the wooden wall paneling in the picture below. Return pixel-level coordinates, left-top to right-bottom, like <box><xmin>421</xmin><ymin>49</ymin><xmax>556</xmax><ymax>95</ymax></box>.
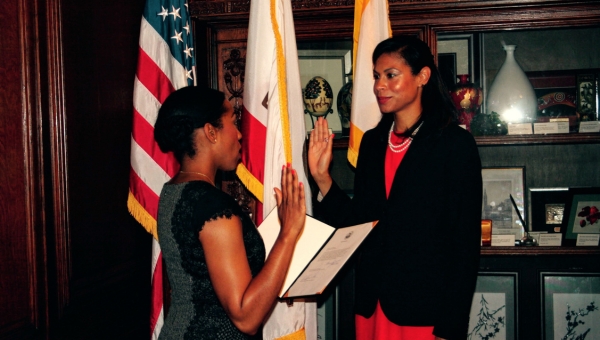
<box><xmin>20</xmin><ymin>0</ymin><xmax>49</xmax><ymax>334</ymax></box>
<box><xmin>213</xmin><ymin>29</ymin><xmax>257</xmax><ymax>217</ymax></box>
<box><xmin>45</xmin><ymin>0</ymin><xmax>70</xmax><ymax>327</ymax></box>
<box><xmin>51</xmin><ymin>0</ymin><xmax>152</xmax><ymax>337</ymax></box>
<box><xmin>1</xmin><ymin>0</ymin><xmax>154</xmax><ymax>337</ymax></box>
<box><xmin>0</xmin><ymin>0</ymin><xmax>49</xmax><ymax>338</ymax></box>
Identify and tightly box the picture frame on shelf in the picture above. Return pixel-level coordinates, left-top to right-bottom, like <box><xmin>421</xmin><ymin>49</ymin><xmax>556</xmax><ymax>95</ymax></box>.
<box><xmin>525</xmin><ymin>70</ymin><xmax>578</xmax><ymax>131</ymax></box>
<box><xmin>298</xmin><ymin>48</ymin><xmax>351</xmax><ymax>137</ymax></box>
<box><xmin>481</xmin><ymin>167</ymin><xmax>526</xmax><ymax>239</ymax></box>
<box><xmin>528</xmin><ymin>187</ymin><xmax>569</xmax><ymax>233</ymax></box>
<box><xmin>437</xmin><ymin>33</ymin><xmax>479</xmax><ymax>92</ymax></box>
<box><xmin>468</xmin><ymin>272</ymin><xmax>518</xmax><ymax>340</ymax></box>
<box><xmin>577</xmin><ymin>72</ymin><xmax>598</xmax><ymax>122</ymax></box>
<box><xmin>561</xmin><ymin>187</ymin><xmax>600</xmax><ymax>246</ymax></box>
<box><xmin>541</xmin><ymin>273</ymin><xmax>600</xmax><ymax>339</ymax></box>
<box><xmin>438</xmin><ymin>52</ymin><xmax>457</xmax><ymax>92</ymax></box>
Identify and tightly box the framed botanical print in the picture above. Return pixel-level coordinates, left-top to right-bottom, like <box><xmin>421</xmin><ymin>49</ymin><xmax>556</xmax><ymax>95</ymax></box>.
<box><xmin>468</xmin><ymin>272</ymin><xmax>518</xmax><ymax>340</ymax></box>
<box><xmin>561</xmin><ymin>187</ymin><xmax>600</xmax><ymax>246</ymax></box>
<box><xmin>541</xmin><ymin>273</ymin><xmax>600</xmax><ymax>339</ymax></box>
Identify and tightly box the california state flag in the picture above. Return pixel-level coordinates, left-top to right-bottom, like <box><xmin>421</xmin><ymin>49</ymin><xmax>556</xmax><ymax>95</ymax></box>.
<box><xmin>348</xmin><ymin>0</ymin><xmax>392</xmax><ymax>167</ymax></box>
<box><xmin>235</xmin><ymin>0</ymin><xmax>316</xmax><ymax>338</ymax></box>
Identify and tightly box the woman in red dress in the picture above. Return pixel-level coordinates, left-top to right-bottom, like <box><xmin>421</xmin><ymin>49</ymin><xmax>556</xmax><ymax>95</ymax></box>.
<box><xmin>308</xmin><ymin>36</ymin><xmax>482</xmax><ymax>340</ymax></box>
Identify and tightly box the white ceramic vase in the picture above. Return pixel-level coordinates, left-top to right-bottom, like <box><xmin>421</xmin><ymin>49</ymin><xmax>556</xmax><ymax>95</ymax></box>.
<box><xmin>486</xmin><ymin>45</ymin><xmax>537</xmax><ymax>123</ymax></box>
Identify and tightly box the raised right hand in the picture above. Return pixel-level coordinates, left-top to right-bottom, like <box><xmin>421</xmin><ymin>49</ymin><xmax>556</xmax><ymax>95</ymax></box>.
<box><xmin>308</xmin><ymin>117</ymin><xmax>334</xmax><ymax>195</ymax></box>
<box><xmin>274</xmin><ymin>164</ymin><xmax>306</xmax><ymax>242</ymax></box>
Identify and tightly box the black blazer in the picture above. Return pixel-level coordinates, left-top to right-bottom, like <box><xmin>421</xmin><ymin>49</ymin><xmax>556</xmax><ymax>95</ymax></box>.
<box><xmin>317</xmin><ymin>116</ymin><xmax>482</xmax><ymax>340</ymax></box>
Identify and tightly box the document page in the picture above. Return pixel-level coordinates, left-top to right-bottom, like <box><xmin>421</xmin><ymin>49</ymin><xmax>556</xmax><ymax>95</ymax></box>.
<box><xmin>284</xmin><ymin>221</ymin><xmax>374</xmax><ymax>298</ymax></box>
<box><xmin>258</xmin><ymin>208</ymin><xmax>336</xmax><ymax>297</ymax></box>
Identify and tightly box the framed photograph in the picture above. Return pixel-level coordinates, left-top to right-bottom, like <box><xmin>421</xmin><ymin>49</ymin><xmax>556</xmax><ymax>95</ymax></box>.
<box><xmin>437</xmin><ymin>33</ymin><xmax>479</xmax><ymax>91</ymax></box>
<box><xmin>468</xmin><ymin>272</ymin><xmax>518</xmax><ymax>340</ymax></box>
<box><xmin>482</xmin><ymin>167</ymin><xmax>526</xmax><ymax>239</ymax></box>
<box><xmin>577</xmin><ymin>73</ymin><xmax>598</xmax><ymax>121</ymax></box>
<box><xmin>541</xmin><ymin>273</ymin><xmax>600</xmax><ymax>339</ymax></box>
<box><xmin>528</xmin><ymin>187</ymin><xmax>569</xmax><ymax>233</ymax></box>
<box><xmin>561</xmin><ymin>187</ymin><xmax>600</xmax><ymax>246</ymax></box>
<box><xmin>298</xmin><ymin>48</ymin><xmax>352</xmax><ymax>137</ymax></box>
<box><xmin>438</xmin><ymin>52</ymin><xmax>457</xmax><ymax>91</ymax></box>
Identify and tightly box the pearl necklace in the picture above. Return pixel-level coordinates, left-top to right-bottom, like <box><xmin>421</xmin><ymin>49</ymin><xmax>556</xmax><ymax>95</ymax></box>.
<box><xmin>388</xmin><ymin>121</ymin><xmax>424</xmax><ymax>153</ymax></box>
<box><xmin>179</xmin><ymin>171</ymin><xmax>215</xmax><ymax>186</ymax></box>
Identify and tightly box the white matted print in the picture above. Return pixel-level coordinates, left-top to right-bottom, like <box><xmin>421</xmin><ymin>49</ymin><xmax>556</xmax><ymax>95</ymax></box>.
<box><xmin>543</xmin><ymin>274</ymin><xmax>600</xmax><ymax>340</ymax></box>
<box><xmin>482</xmin><ymin>167</ymin><xmax>526</xmax><ymax>239</ymax></box>
<box><xmin>553</xmin><ymin>294</ymin><xmax>600</xmax><ymax>340</ymax></box>
<box><xmin>469</xmin><ymin>293</ymin><xmax>507</xmax><ymax>340</ymax></box>
<box><xmin>562</xmin><ymin>188</ymin><xmax>600</xmax><ymax>245</ymax></box>
<box><xmin>468</xmin><ymin>273</ymin><xmax>517</xmax><ymax>340</ymax></box>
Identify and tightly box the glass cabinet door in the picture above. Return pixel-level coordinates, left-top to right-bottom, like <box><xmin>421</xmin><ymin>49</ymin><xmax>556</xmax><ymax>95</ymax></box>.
<box><xmin>438</xmin><ymin>27</ymin><xmax>600</xmax><ymax>138</ymax></box>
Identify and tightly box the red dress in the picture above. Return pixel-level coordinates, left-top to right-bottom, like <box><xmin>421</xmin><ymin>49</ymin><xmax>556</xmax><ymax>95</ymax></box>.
<box><xmin>355</xmin><ymin>132</ymin><xmax>435</xmax><ymax>340</ymax></box>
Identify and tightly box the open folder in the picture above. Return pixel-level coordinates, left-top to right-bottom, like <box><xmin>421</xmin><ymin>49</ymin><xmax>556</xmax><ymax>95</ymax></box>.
<box><xmin>259</xmin><ymin>209</ymin><xmax>377</xmax><ymax>298</ymax></box>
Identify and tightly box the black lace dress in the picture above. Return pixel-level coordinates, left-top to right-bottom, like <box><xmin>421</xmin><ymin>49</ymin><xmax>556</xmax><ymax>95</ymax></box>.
<box><xmin>157</xmin><ymin>181</ymin><xmax>265</xmax><ymax>340</ymax></box>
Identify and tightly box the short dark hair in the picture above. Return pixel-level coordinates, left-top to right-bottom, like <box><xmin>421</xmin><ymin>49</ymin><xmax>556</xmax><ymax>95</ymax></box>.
<box><xmin>373</xmin><ymin>35</ymin><xmax>457</xmax><ymax>127</ymax></box>
<box><xmin>154</xmin><ymin>86</ymin><xmax>226</xmax><ymax>162</ymax></box>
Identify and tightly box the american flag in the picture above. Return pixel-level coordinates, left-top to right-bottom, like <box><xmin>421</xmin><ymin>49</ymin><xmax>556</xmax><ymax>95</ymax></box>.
<box><xmin>127</xmin><ymin>0</ymin><xmax>195</xmax><ymax>338</ymax></box>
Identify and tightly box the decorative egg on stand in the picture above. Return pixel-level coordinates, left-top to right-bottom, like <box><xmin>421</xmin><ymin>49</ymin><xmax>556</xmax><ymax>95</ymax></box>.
<box><xmin>337</xmin><ymin>77</ymin><xmax>353</xmax><ymax>137</ymax></box>
<box><xmin>303</xmin><ymin>76</ymin><xmax>334</xmax><ymax>128</ymax></box>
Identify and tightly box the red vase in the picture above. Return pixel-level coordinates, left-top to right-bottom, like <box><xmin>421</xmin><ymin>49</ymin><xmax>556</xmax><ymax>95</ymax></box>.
<box><xmin>450</xmin><ymin>74</ymin><xmax>483</xmax><ymax>131</ymax></box>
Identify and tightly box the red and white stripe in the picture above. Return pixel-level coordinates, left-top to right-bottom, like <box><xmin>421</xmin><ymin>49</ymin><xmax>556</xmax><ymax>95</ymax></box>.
<box><xmin>128</xmin><ymin>5</ymin><xmax>194</xmax><ymax>339</ymax></box>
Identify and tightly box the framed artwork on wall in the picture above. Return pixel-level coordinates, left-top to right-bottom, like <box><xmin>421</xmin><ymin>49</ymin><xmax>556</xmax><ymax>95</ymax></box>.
<box><xmin>468</xmin><ymin>272</ymin><xmax>518</xmax><ymax>340</ymax></box>
<box><xmin>437</xmin><ymin>33</ymin><xmax>478</xmax><ymax>91</ymax></box>
<box><xmin>541</xmin><ymin>273</ymin><xmax>600</xmax><ymax>339</ymax></box>
<box><xmin>561</xmin><ymin>187</ymin><xmax>600</xmax><ymax>246</ymax></box>
<box><xmin>482</xmin><ymin>167</ymin><xmax>526</xmax><ymax>239</ymax></box>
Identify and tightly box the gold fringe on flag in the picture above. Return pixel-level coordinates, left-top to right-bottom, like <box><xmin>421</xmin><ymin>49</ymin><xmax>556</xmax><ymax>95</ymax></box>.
<box><xmin>236</xmin><ymin>164</ymin><xmax>265</xmax><ymax>203</ymax></box>
<box><xmin>270</xmin><ymin>0</ymin><xmax>292</xmax><ymax>165</ymax></box>
<box><xmin>275</xmin><ymin>327</ymin><xmax>305</xmax><ymax>340</ymax></box>
<box><xmin>127</xmin><ymin>190</ymin><xmax>158</xmax><ymax>240</ymax></box>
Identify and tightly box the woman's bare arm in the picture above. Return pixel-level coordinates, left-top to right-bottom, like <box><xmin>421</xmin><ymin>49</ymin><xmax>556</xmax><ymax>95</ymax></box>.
<box><xmin>199</xmin><ymin>165</ymin><xmax>306</xmax><ymax>335</ymax></box>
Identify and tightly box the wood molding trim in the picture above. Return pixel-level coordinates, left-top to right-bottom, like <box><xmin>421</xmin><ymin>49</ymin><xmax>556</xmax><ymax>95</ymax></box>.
<box><xmin>45</xmin><ymin>0</ymin><xmax>71</xmax><ymax>323</ymax></box>
<box><xmin>11</xmin><ymin>0</ymin><xmax>70</xmax><ymax>338</ymax></box>
<box><xmin>15</xmin><ymin>0</ymin><xmax>49</xmax><ymax>337</ymax></box>
<box><xmin>189</xmin><ymin>0</ymin><xmax>600</xmax><ymax>19</ymax></box>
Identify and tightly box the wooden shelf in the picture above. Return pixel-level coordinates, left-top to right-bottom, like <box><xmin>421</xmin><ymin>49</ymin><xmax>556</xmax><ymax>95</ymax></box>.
<box><xmin>475</xmin><ymin>133</ymin><xmax>600</xmax><ymax>146</ymax></box>
<box><xmin>481</xmin><ymin>246</ymin><xmax>600</xmax><ymax>256</ymax></box>
<box><xmin>331</xmin><ymin>133</ymin><xmax>600</xmax><ymax>149</ymax></box>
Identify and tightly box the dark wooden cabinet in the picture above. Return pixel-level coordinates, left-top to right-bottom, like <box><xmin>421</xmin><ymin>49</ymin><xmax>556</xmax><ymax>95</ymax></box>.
<box><xmin>190</xmin><ymin>1</ymin><xmax>600</xmax><ymax>338</ymax></box>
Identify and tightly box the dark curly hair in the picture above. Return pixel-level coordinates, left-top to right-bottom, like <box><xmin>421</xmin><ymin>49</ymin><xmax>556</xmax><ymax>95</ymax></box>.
<box><xmin>154</xmin><ymin>86</ymin><xmax>226</xmax><ymax>163</ymax></box>
<box><xmin>372</xmin><ymin>35</ymin><xmax>457</xmax><ymax>128</ymax></box>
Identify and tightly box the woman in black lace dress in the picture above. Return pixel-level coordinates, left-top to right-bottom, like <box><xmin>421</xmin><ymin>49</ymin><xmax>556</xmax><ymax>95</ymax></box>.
<box><xmin>154</xmin><ymin>86</ymin><xmax>306</xmax><ymax>339</ymax></box>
